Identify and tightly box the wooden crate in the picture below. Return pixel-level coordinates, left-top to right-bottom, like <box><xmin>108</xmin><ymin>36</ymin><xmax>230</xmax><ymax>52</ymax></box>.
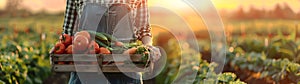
<box><xmin>50</xmin><ymin>54</ymin><xmax>151</xmax><ymax>72</ymax></box>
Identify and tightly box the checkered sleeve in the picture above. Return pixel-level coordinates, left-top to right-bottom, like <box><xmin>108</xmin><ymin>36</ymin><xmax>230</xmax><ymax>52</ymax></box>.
<box><xmin>135</xmin><ymin>0</ymin><xmax>152</xmax><ymax>40</ymax></box>
<box><xmin>63</xmin><ymin>0</ymin><xmax>78</xmax><ymax>35</ymax></box>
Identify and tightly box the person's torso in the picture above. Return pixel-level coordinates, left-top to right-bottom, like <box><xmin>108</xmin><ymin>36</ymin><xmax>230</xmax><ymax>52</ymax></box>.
<box><xmin>76</xmin><ymin>0</ymin><xmax>142</xmax><ymax>7</ymax></box>
<box><xmin>75</xmin><ymin>0</ymin><xmax>142</xmax><ymax>42</ymax></box>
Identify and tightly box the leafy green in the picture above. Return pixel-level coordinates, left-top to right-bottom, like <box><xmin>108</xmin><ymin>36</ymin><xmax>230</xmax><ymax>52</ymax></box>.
<box><xmin>0</xmin><ymin>27</ymin><xmax>53</xmax><ymax>84</ymax></box>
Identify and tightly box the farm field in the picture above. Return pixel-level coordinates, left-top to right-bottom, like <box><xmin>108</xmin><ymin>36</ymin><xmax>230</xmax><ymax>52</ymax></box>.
<box><xmin>0</xmin><ymin>15</ymin><xmax>299</xmax><ymax>84</ymax></box>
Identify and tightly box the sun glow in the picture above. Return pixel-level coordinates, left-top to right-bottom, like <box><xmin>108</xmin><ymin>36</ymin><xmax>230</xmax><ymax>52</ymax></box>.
<box><xmin>0</xmin><ymin>0</ymin><xmax>6</xmax><ymax>10</ymax></box>
<box><xmin>149</xmin><ymin>0</ymin><xmax>190</xmax><ymax>10</ymax></box>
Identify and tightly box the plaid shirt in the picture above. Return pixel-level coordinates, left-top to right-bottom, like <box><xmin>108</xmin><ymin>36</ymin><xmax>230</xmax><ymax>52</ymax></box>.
<box><xmin>62</xmin><ymin>0</ymin><xmax>151</xmax><ymax>40</ymax></box>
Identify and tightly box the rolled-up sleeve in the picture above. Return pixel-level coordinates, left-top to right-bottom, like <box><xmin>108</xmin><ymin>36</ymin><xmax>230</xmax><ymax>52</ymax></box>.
<box><xmin>134</xmin><ymin>0</ymin><xmax>152</xmax><ymax>40</ymax></box>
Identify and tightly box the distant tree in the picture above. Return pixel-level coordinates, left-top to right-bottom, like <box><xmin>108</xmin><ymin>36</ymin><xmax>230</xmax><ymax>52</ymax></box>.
<box><xmin>260</xmin><ymin>8</ymin><xmax>268</xmax><ymax>19</ymax></box>
<box><xmin>231</xmin><ymin>6</ymin><xmax>267</xmax><ymax>20</ymax></box>
<box><xmin>19</xmin><ymin>9</ymin><xmax>32</xmax><ymax>17</ymax></box>
<box><xmin>229</xmin><ymin>3</ymin><xmax>297</xmax><ymax>20</ymax></box>
<box><xmin>282</xmin><ymin>3</ymin><xmax>295</xmax><ymax>19</ymax></box>
<box><xmin>272</xmin><ymin>3</ymin><xmax>284</xmax><ymax>19</ymax></box>
<box><xmin>232</xmin><ymin>6</ymin><xmax>246</xmax><ymax>20</ymax></box>
<box><xmin>5</xmin><ymin>0</ymin><xmax>23</xmax><ymax>17</ymax></box>
<box><xmin>247</xmin><ymin>6</ymin><xmax>263</xmax><ymax>19</ymax></box>
<box><xmin>297</xmin><ymin>12</ymin><xmax>300</xmax><ymax>19</ymax></box>
<box><xmin>0</xmin><ymin>10</ymin><xmax>4</xmax><ymax>16</ymax></box>
<box><xmin>35</xmin><ymin>9</ymin><xmax>48</xmax><ymax>16</ymax></box>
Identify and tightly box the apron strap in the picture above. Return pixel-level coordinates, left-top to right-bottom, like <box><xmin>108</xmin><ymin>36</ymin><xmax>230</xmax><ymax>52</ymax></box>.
<box><xmin>74</xmin><ymin>2</ymin><xmax>108</xmax><ymax>34</ymax></box>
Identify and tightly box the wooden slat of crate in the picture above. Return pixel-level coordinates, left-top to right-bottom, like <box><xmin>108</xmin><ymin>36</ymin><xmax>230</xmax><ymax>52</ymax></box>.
<box><xmin>52</xmin><ymin>54</ymin><xmax>143</xmax><ymax>62</ymax></box>
<box><xmin>51</xmin><ymin>54</ymin><xmax>150</xmax><ymax>72</ymax></box>
<box><xmin>102</xmin><ymin>64</ymin><xmax>149</xmax><ymax>72</ymax></box>
<box><xmin>53</xmin><ymin>65</ymin><xmax>101</xmax><ymax>72</ymax></box>
<box><xmin>102</xmin><ymin>54</ymin><xmax>143</xmax><ymax>62</ymax></box>
<box><xmin>52</xmin><ymin>54</ymin><xmax>101</xmax><ymax>62</ymax></box>
<box><xmin>52</xmin><ymin>64</ymin><xmax>149</xmax><ymax>72</ymax></box>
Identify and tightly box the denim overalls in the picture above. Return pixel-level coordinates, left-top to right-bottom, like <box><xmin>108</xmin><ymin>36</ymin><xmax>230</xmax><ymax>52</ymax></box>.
<box><xmin>68</xmin><ymin>1</ymin><xmax>142</xmax><ymax>84</ymax></box>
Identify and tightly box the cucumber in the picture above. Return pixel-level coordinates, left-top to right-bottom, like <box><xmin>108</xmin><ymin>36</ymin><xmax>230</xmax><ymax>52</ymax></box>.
<box><xmin>100</xmin><ymin>39</ymin><xmax>111</xmax><ymax>47</ymax></box>
<box><xmin>95</xmin><ymin>40</ymin><xmax>108</xmax><ymax>47</ymax></box>
<box><xmin>95</xmin><ymin>40</ymin><xmax>113</xmax><ymax>51</ymax></box>
<box><xmin>123</xmin><ymin>42</ymin><xmax>139</xmax><ymax>48</ymax></box>
<box><xmin>87</xmin><ymin>31</ymin><xmax>108</xmax><ymax>41</ymax></box>
<box><xmin>100</xmin><ymin>32</ymin><xmax>118</xmax><ymax>42</ymax></box>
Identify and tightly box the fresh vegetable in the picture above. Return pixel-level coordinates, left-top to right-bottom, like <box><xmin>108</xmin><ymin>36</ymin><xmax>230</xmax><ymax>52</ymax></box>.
<box><xmin>114</xmin><ymin>41</ymin><xmax>124</xmax><ymax>47</ymax></box>
<box><xmin>73</xmin><ymin>35</ymin><xmax>89</xmax><ymax>52</ymax></box>
<box><xmin>136</xmin><ymin>46</ymin><xmax>148</xmax><ymax>54</ymax></box>
<box><xmin>75</xmin><ymin>31</ymin><xmax>91</xmax><ymax>40</ymax></box>
<box><xmin>95</xmin><ymin>40</ymin><xmax>108</xmax><ymax>47</ymax></box>
<box><xmin>65</xmin><ymin>45</ymin><xmax>73</xmax><ymax>54</ymax></box>
<box><xmin>88</xmin><ymin>41</ymin><xmax>100</xmax><ymax>54</ymax></box>
<box><xmin>54</xmin><ymin>42</ymin><xmax>66</xmax><ymax>54</ymax></box>
<box><xmin>87</xmin><ymin>31</ymin><xmax>108</xmax><ymax>41</ymax></box>
<box><xmin>59</xmin><ymin>34</ymin><xmax>72</xmax><ymax>46</ymax></box>
<box><xmin>88</xmin><ymin>40</ymin><xmax>100</xmax><ymax>50</ymax></box>
<box><xmin>100</xmin><ymin>32</ymin><xmax>118</xmax><ymax>42</ymax></box>
<box><xmin>87</xmin><ymin>31</ymin><xmax>115</xmax><ymax>47</ymax></box>
<box><xmin>124</xmin><ymin>42</ymin><xmax>139</xmax><ymax>48</ymax></box>
<box><xmin>123</xmin><ymin>47</ymin><xmax>137</xmax><ymax>54</ymax></box>
<box><xmin>99</xmin><ymin>47</ymin><xmax>111</xmax><ymax>54</ymax></box>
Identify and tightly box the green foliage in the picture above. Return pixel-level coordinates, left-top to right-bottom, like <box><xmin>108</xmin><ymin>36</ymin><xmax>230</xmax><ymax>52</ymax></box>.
<box><xmin>156</xmin><ymin>40</ymin><xmax>246</xmax><ymax>84</ymax></box>
<box><xmin>202</xmin><ymin>31</ymin><xmax>300</xmax><ymax>83</ymax></box>
<box><xmin>228</xmin><ymin>32</ymin><xmax>300</xmax><ymax>83</ymax></box>
<box><xmin>232</xmin><ymin>32</ymin><xmax>300</xmax><ymax>63</ymax></box>
<box><xmin>0</xmin><ymin>27</ymin><xmax>55</xmax><ymax>84</ymax></box>
<box><xmin>1</xmin><ymin>17</ymin><xmax>299</xmax><ymax>84</ymax></box>
<box><xmin>228</xmin><ymin>47</ymin><xmax>300</xmax><ymax>83</ymax></box>
<box><xmin>194</xmin><ymin>62</ymin><xmax>246</xmax><ymax>84</ymax></box>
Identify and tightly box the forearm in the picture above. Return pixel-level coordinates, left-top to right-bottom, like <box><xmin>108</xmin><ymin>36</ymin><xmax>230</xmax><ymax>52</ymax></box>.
<box><xmin>135</xmin><ymin>0</ymin><xmax>152</xmax><ymax>45</ymax></box>
<box><xmin>141</xmin><ymin>36</ymin><xmax>152</xmax><ymax>46</ymax></box>
<box><xmin>138</xmin><ymin>25</ymin><xmax>152</xmax><ymax>45</ymax></box>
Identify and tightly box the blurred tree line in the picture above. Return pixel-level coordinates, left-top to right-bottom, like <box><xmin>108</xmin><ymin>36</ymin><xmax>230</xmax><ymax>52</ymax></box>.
<box><xmin>0</xmin><ymin>0</ymin><xmax>64</xmax><ymax>18</ymax></box>
<box><xmin>1</xmin><ymin>1</ymin><xmax>299</xmax><ymax>20</ymax></box>
<box><xmin>230</xmin><ymin>3</ymin><xmax>300</xmax><ymax>20</ymax></box>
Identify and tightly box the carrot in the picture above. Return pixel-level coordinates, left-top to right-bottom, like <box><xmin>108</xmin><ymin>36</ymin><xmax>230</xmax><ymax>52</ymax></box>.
<box><xmin>99</xmin><ymin>47</ymin><xmax>111</xmax><ymax>54</ymax></box>
<box><xmin>123</xmin><ymin>47</ymin><xmax>137</xmax><ymax>54</ymax></box>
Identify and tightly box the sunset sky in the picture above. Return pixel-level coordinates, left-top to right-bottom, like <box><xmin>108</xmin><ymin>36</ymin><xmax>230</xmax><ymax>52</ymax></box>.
<box><xmin>0</xmin><ymin>0</ymin><xmax>299</xmax><ymax>13</ymax></box>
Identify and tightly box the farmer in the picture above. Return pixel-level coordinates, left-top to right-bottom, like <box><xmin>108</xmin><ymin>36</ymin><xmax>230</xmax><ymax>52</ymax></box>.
<box><xmin>61</xmin><ymin>0</ymin><xmax>160</xmax><ymax>84</ymax></box>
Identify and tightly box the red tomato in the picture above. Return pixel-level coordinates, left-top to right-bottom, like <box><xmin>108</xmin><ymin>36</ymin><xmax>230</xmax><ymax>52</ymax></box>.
<box><xmin>75</xmin><ymin>31</ymin><xmax>90</xmax><ymax>41</ymax></box>
<box><xmin>88</xmin><ymin>48</ymin><xmax>100</xmax><ymax>54</ymax></box>
<box><xmin>65</xmin><ymin>45</ymin><xmax>73</xmax><ymax>54</ymax></box>
<box><xmin>59</xmin><ymin>34</ymin><xmax>72</xmax><ymax>46</ymax></box>
<box><xmin>95</xmin><ymin>48</ymin><xmax>100</xmax><ymax>54</ymax></box>
<box><xmin>73</xmin><ymin>35</ymin><xmax>89</xmax><ymax>52</ymax></box>
<box><xmin>54</xmin><ymin>42</ymin><xmax>66</xmax><ymax>54</ymax></box>
<box><xmin>88</xmin><ymin>40</ymin><xmax>100</xmax><ymax>50</ymax></box>
<box><xmin>87</xmin><ymin>41</ymin><xmax>100</xmax><ymax>54</ymax></box>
